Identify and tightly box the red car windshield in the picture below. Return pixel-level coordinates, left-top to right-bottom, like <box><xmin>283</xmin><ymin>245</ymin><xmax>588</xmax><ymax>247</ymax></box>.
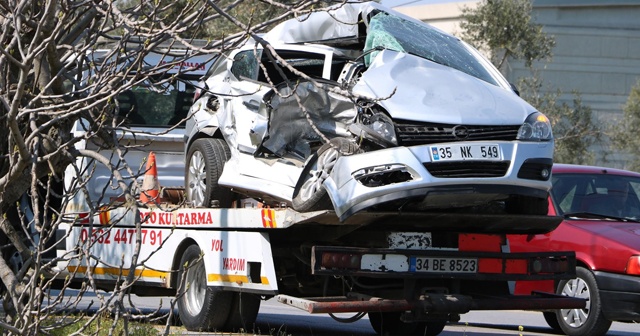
<box><xmin>552</xmin><ymin>173</ymin><xmax>640</xmax><ymax>220</ymax></box>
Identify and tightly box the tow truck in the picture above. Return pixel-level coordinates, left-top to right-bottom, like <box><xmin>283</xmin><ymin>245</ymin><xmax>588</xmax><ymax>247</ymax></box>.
<box><xmin>55</xmin><ymin>197</ymin><xmax>584</xmax><ymax>335</ymax></box>
<box><xmin>51</xmin><ymin>21</ymin><xmax>583</xmax><ymax>335</ymax></box>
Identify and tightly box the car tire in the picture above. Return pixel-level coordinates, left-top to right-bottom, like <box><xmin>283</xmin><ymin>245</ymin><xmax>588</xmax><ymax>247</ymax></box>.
<box><xmin>186</xmin><ymin>138</ymin><xmax>234</xmax><ymax>208</ymax></box>
<box><xmin>555</xmin><ymin>267</ymin><xmax>612</xmax><ymax>336</ymax></box>
<box><xmin>368</xmin><ymin>312</ymin><xmax>446</xmax><ymax>336</ymax></box>
<box><xmin>422</xmin><ymin>320</ymin><xmax>447</xmax><ymax>336</ymax></box>
<box><xmin>223</xmin><ymin>292</ymin><xmax>261</xmax><ymax>332</ymax></box>
<box><xmin>292</xmin><ymin>138</ymin><xmax>359</xmax><ymax>212</ymax></box>
<box><xmin>177</xmin><ymin>245</ymin><xmax>233</xmax><ymax>331</ymax></box>
<box><xmin>542</xmin><ymin>311</ymin><xmax>561</xmax><ymax>331</ymax></box>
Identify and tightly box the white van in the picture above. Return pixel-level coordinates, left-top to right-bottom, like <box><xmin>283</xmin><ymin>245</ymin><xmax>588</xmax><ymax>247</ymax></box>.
<box><xmin>64</xmin><ymin>39</ymin><xmax>215</xmax><ymax>212</ymax></box>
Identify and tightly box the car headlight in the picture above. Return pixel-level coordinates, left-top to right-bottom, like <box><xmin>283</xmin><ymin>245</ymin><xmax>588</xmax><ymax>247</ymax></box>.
<box><xmin>349</xmin><ymin>110</ymin><xmax>397</xmax><ymax>146</ymax></box>
<box><xmin>517</xmin><ymin>112</ymin><xmax>553</xmax><ymax>141</ymax></box>
<box><xmin>626</xmin><ymin>255</ymin><xmax>640</xmax><ymax>275</ymax></box>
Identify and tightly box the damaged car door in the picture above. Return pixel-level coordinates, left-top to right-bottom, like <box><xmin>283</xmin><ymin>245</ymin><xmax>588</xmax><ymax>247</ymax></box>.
<box><xmin>186</xmin><ymin>45</ymin><xmax>352</xmax><ymax>205</ymax></box>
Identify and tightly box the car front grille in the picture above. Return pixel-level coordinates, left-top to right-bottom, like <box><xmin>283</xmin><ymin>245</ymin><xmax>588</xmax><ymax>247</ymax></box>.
<box><xmin>423</xmin><ymin>161</ymin><xmax>511</xmax><ymax>178</ymax></box>
<box><xmin>395</xmin><ymin>121</ymin><xmax>520</xmax><ymax>146</ymax></box>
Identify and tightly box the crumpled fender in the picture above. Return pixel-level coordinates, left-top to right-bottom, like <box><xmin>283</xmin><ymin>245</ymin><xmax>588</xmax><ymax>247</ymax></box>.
<box><xmin>185</xmin><ymin>96</ymin><xmax>221</xmax><ymax>146</ymax></box>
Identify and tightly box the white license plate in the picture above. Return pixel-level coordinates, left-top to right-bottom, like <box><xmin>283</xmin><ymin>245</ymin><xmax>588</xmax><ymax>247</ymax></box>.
<box><xmin>430</xmin><ymin>144</ymin><xmax>501</xmax><ymax>162</ymax></box>
<box><xmin>410</xmin><ymin>257</ymin><xmax>478</xmax><ymax>273</ymax></box>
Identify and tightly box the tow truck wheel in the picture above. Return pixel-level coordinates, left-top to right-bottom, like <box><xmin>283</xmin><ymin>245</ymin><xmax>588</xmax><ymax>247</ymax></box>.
<box><xmin>178</xmin><ymin>245</ymin><xmax>233</xmax><ymax>331</ymax></box>
<box><xmin>555</xmin><ymin>267</ymin><xmax>612</xmax><ymax>336</ymax></box>
<box><xmin>223</xmin><ymin>292</ymin><xmax>261</xmax><ymax>332</ymax></box>
<box><xmin>292</xmin><ymin>138</ymin><xmax>358</xmax><ymax>212</ymax></box>
<box><xmin>186</xmin><ymin>138</ymin><xmax>234</xmax><ymax>208</ymax></box>
<box><xmin>542</xmin><ymin>311</ymin><xmax>560</xmax><ymax>331</ymax></box>
<box><xmin>422</xmin><ymin>320</ymin><xmax>447</xmax><ymax>336</ymax></box>
<box><xmin>368</xmin><ymin>312</ymin><xmax>446</xmax><ymax>336</ymax></box>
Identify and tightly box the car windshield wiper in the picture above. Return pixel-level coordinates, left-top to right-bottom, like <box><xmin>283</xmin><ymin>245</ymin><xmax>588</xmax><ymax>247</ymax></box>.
<box><xmin>356</xmin><ymin>46</ymin><xmax>386</xmax><ymax>62</ymax></box>
<box><xmin>563</xmin><ymin>212</ymin><xmax>640</xmax><ymax>223</ymax></box>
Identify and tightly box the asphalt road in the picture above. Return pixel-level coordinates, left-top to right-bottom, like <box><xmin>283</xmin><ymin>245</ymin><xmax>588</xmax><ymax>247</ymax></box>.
<box><xmin>38</xmin><ymin>291</ymin><xmax>639</xmax><ymax>335</ymax></box>
<box><xmin>254</xmin><ymin>299</ymin><xmax>638</xmax><ymax>336</ymax></box>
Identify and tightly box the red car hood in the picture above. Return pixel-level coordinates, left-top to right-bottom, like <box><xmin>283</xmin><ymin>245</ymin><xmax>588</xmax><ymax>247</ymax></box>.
<box><xmin>566</xmin><ymin>219</ymin><xmax>640</xmax><ymax>253</ymax></box>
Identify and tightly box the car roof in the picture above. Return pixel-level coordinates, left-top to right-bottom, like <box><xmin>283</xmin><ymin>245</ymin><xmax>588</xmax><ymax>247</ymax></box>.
<box><xmin>553</xmin><ymin>163</ymin><xmax>640</xmax><ymax>177</ymax></box>
<box><xmin>262</xmin><ymin>1</ymin><xmax>431</xmax><ymax>44</ymax></box>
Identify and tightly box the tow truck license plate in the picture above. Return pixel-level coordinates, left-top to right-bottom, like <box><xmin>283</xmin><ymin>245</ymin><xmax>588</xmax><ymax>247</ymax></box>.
<box><xmin>410</xmin><ymin>257</ymin><xmax>478</xmax><ymax>273</ymax></box>
<box><xmin>430</xmin><ymin>144</ymin><xmax>501</xmax><ymax>161</ymax></box>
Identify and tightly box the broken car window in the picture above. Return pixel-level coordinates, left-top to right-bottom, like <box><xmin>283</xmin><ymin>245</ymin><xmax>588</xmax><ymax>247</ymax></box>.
<box><xmin>257</xmin><ymin>50</ymin><xmax>327</xmax><ymax>84</ymax></box>
<box><xmin>231</xmin><ymin>50</ymin><xmax>260</xmax><ymax>81</ymax></box>
<box><xmin>364</xmin><ymin>11</ymin><xmax>498</xmax><ymax>86</ymax></box>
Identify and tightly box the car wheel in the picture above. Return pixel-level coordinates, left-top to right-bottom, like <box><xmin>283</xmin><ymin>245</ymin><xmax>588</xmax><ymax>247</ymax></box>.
<box><xmin>542</xmin><ymin>311</ymin><xmax>561</xmax><ymax>331</ymax></box>
<box><xmin>186</xmin><ymin>138</ymin><xmax>234</xmax><ymax>207</ymax></box>
<box><xmin>555</xmin><ymin>267</ymin><xmax>612</xmax><ymax>336</ymax></box>
<box><xmin>368</xmin><ymin>312</ymin><xmax>446</xmax><ymax>336</ymax></box>
<box><xmin>292</xmin><ymin>138</ymin><xmax>358</xmax><ymax>212</ymax></box>
<box><xmin>177</xmin><ymin>245</ymin><xmax>233</xmax><ymax>331</ymax></box>
<box><xmin>223</xmin><ymin>292</ymin><xmax>261</xmax><ymax>332</ymax></box>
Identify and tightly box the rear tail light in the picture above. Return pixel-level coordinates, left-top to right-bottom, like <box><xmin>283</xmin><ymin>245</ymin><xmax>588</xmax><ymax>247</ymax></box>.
<box><xmin>626</xmin><ymin>256</ymin><xmax>640</xmax><ymax>275</ymax></box>
<box><xmin>531</xmin><ymin>257</ymin><xmax>569</xmax><ymax>274</ymax></box>
<box><xmin>321</xmin><ymin>253</ymin><xmax>362</xmax><ymax>269</ymax></box>
<box><xmin>477</xmin><ymin>257</ymin><xmax>569</xmax><ymax>275</ymax></box>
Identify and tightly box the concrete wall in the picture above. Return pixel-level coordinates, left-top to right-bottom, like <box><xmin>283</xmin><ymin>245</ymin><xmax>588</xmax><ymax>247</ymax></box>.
<box><xmin>510</xmin><ymin>1</ymin><xmax>640</xmax><ymax>109</ymax></box>
<box><xmin>507</xmin><ymin>1</ymin><xmax>640</xmax><ymax>167</ymax></box>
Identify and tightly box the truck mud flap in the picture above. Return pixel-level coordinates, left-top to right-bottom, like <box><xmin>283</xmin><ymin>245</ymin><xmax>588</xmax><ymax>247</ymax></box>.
<box><xmin>275</xmin><ymin>292</ymin><xmax>586</xmax><ymax>315</ymax></box>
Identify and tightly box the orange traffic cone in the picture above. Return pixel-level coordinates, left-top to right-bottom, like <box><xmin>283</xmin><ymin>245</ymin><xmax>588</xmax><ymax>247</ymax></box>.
<box><xmin>140</xmin><ymin>152</ymin><xmax>160</xmax><ymax>205</ymax></box>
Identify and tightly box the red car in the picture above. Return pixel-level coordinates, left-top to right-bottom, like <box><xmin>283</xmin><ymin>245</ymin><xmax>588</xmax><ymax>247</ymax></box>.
<box><xmin>510</xmin><ymin>164</ymin><xmax>640</xmax><ymax>336</ymax></box>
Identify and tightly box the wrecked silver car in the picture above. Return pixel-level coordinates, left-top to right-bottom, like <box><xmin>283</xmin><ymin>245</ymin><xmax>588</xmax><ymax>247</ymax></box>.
<box><xmin>185</xmin><ymin>2</ymin><xmax>554</xmax><ymax>220</ymax></box>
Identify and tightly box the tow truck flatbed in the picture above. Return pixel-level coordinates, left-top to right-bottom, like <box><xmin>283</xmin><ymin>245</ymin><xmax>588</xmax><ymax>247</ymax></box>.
<box><xmin>93</xmin><ymin>206</ymin><xmax>562</xmax><ymax>234</ymax></box>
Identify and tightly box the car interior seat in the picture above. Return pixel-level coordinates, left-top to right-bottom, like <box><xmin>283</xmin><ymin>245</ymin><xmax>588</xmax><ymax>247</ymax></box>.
<box><xmin>579</xmin><ymin>178</ymin><xmax>627</xmax><ymax>214</ymax></box>
<box><xmin>579</xmin><ymin>193</ymin><xmax>608</xmax><ymax>212</ymax></box>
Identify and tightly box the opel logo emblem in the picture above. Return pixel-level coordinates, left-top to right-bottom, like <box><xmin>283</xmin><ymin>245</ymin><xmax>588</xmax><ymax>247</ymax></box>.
<box><xmin>452</xmin><ymin>125</ymin><xmax>469</xmax><ymax>139</ymax></box>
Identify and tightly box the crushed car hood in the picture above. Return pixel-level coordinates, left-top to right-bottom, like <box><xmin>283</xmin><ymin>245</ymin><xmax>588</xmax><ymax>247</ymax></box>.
<box><xmin>352</xmin><ymin>50</ymin><xmax>535</xmax><ymax>125</ymax></box>
<box><xmin>264</xmin><ymin>1</ymin><xmax>533</xmax><ymax>125</ymax></box>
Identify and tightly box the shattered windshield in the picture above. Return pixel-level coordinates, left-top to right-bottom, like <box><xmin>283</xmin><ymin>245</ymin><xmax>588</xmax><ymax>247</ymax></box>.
<box><xmin>364</xmin><ymin>11</ymin><xmax>498</xmax><ymax>86</ymax></box>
